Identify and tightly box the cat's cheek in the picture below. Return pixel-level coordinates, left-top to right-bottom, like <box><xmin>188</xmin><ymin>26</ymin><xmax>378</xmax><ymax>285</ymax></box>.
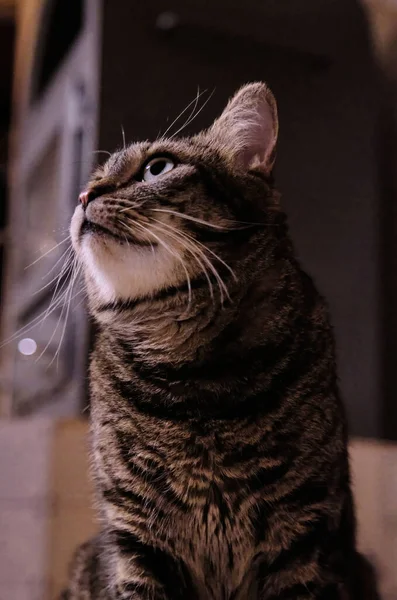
<box><xmin>80</xmin><ymin>239</ymin><xmax>119</xmax><ymax>303</ymax></box>
<box><xmin>70</xmin><ymin>205</ymin><xmax>85</xmax><ymax>252</ymax></box>
<box><xmin>79</xmin><ymin>237</ymin><xmax>185</xmax><ymax>304</ymax></box>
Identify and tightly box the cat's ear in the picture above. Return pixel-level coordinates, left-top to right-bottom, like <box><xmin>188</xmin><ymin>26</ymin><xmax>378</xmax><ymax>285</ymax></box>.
<box><xmin>207</xmin><ymin>82</ymin><xmax>278</xmax><ymax>175</ymax></box>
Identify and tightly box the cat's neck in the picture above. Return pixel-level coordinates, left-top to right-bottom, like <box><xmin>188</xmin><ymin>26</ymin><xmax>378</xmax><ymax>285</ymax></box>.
<box><xmin>90</xmin><ymin>257</ymin><xmax>313</xmax><ymax>422</ymax></box>
<box><xmin>95</xmin><ymin>256</ymin><xmax>300</xmax><ymax>368</ymax></box>
<box><xmin>91</xmin><ymin>223</ymin><xmax>295</xmax><ymax>365</ymax></box>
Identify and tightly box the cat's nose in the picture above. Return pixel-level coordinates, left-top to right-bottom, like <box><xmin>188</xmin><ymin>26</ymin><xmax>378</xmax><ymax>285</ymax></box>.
<box><xmin>79</xmin><ymin>190</ymin><xmax>95</xmax><ymax>209</ymax></box>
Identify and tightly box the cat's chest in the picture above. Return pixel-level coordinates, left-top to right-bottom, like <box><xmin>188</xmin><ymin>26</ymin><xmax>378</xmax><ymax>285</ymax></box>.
<box><xmin>172</xmin><ymin>480</ymin><xmax>255</xmax><ymax>599</ymax></box>
<box><xmin>139</xmin><ymin>431</ymin><xmax>255</xmax><ymax>570</ymax></box>
<box><xmin>100</xmin><ymin>422</ymin><xmax>259</xmax><ymax>595</ymax></box>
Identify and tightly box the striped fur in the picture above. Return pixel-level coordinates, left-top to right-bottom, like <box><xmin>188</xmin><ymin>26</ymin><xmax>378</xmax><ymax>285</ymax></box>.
<box><xmin>63</xmin><ymin>84</ymin><xmax>378</xmax><ymax>599</ymax></box>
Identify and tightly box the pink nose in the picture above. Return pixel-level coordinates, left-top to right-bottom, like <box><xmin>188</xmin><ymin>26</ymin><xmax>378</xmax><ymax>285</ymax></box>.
<box><xmin>79</xmin><ymin>190</ymin><xmax>90</xmax><ymax>208</ymax></box>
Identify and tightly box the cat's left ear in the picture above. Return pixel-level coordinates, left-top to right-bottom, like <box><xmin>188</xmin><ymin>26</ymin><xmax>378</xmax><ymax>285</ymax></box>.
<box><xmin>207</xmin><ymin>82</ymin><xmax>278</xmax><ymax>175</ymax></box>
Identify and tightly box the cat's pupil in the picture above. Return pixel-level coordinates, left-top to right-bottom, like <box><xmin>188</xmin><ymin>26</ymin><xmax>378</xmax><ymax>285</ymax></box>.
<box><xmin>150</xmin><ymin>161</ymin><xmax>166</xmax><ymax>175</ymax></box>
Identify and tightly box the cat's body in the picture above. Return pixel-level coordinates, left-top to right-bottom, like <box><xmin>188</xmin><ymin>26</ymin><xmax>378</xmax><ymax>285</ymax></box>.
<box><xmin>63</xmin><ymin>83</ymin><xmax>379</xmax><ymax>599</ymax></box>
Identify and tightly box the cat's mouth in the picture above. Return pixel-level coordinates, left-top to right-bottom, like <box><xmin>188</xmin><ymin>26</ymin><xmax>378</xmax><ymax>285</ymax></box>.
<box><xmin>80</xmin><ymin>219</ymin><xmax>155</xmax><ymax>247</ymax></box>
<box><xmin>81</xmin><ymin>219</ymin><xmax>125</xmax><ymax>242</ymax></box>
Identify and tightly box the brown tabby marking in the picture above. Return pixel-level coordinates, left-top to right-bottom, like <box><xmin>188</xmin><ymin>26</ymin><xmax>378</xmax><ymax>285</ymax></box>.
<box><xmin>63</xmin><ymin>83</ymin><xmax>379</xmax><ymax>599</ymax></box>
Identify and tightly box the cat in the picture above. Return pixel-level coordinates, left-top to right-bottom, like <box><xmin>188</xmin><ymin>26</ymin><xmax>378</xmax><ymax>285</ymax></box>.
<box><xmin>63</xmin><ymin>83</ymin><xmax>379</xmax><ymax>599</ymax></box>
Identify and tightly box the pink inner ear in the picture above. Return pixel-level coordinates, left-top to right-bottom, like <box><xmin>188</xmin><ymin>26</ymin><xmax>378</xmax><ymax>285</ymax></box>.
<box><xmin>242</xmin><ymin>112</ymin><xmax>277</xmax><ymax>173</ymax></box>
<box><xmin>207</xmin><ymin>83</ymin><xmax>279</xmax><ymax>174</ymax></box>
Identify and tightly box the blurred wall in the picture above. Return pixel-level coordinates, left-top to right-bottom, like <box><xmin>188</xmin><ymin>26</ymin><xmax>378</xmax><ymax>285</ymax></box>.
<box><xmin>363</xmin><ymin>0</ymin><xmax>397</xmax><ymax>441</ymax></box>
<box><xmin>98</xmin><ymin>0</ymin><xmax>386</xmax><ymax>438</ymax></box>
<box><xmin>2</xmin><ymin>0</ymin><xmax>396</xmax><ymax>439</ymax></box>
<box><xmin>0</xmin><ymin>7</ymin><xmax>14</xmax><ymax>301</ymax></box>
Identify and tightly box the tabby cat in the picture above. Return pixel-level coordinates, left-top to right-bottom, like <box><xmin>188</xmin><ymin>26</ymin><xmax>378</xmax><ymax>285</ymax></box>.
<box><xmin>63</xmin><ymin>83</ymin><xmax>378</xmax><ymax>599</ymax></box>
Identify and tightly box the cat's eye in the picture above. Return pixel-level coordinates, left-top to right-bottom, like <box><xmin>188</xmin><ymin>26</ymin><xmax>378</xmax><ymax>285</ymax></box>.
<box><xmin>142</xmin><ymin>156</ymin><xmax>175</xmax><ymax>182</ymax></box>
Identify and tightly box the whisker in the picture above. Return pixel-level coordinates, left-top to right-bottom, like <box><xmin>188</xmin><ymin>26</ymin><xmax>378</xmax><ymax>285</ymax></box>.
<box><xmin>35</xmin><ymin>298</ymin><xmax>67</xmax><ymax>364</ymax></box>
<box><xmin>92</xmin><ymin>150</ymin><xmax>112</xmax><ymax>157</ymax></box>
<box><xmin>150</xmin><ymin>221</ymin><xmax>229</xmax><ymax>303</ymax></box>
<box><xmin>42</xmin><ymin>254</ymin><xmax>78</xmax><ymax>323</ymax></box>
<box><xmin>169</xmin><ymin>89</ymin><xmax>215</xmax><ymax>139</ymax></box>
<box><xmin>151</xmin><ymin>208</ymin><xmax>238</xmax><ymax>231</ymax></box>
<box><xmin>34</xmin><ymin>263</ymin><xmax>74</xmax><ymax>305</ymax></box>
<box><xmin>37</xmin><ymin>285</ymin><xmax>83</xmax><ymax>366</ymax></box>
<box><xmin>41</xmin><ymin>244</ymin><xmax>74</xmax><ymax>280</ymax></box>
<box><xmin>121</xmin><ymin>125</ymin><xmax>126</xmax><ymax>149</ymax></box>
<box><xmin>119</xmin><ymin>200</ymin><xmax>148</xmax><ymax>214</ymax></box>
<box><xmin>24</xmin><ymin>236</ymin><xmax>70</xmax><ymax>270</ymax></box>
<box><xmin>152</xmin><ymin>218</ymin><xmax>237</xmax><ymax>282</ymax></box>
<box><xmin>0</xmin><ymin>281</ymin><xmax>73</xmax><ymax>348</ymax></box>
<box><xmin>152</xmin><ymin>207</ymin><xmax>275</xmax><ymax>230</ymax></box>
<box><xmin>1</xmin><ymin>249</ymin><xmax>83</xmax><ymax>351</ymax></box>
<box><xmin>119</xmin><ymin>219</ymin><xmax>193</xmax><ymax>311</ymax></box>
<box><xmin>149</xmin><ymin>220</ymin><xmax>215</xmax><ymax>303</ymax></box>
<box><xmin>160</xmin><ymin>89</ymin><xmax>207</xmax><ymax>139</ymax></box>
<box><xmin>51</xmin><ymin>262</ymin><xmax>83</xmax><ymax>367</ymax></box>
<box><xmin>74</xmin><ymin>293</ymin><xmax>87</xmax><ymax>311</ymax></box>
<box><xmin>33</xmin><ymin>249</ymin><xmax>74</xmax><ymax>296</ymax></box>
<box><xmin>167</xmin><ymin>86</ymin><xmax>202</xmax><ymax>139</ymax></box>
<box><xmin>36</xmin><ymin>256</ymin><xmax>81</xmax><ymax>364</ymax></box>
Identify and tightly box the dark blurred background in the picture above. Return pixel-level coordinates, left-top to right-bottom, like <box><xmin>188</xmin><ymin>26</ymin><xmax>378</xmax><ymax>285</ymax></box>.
<box><xmin>0</xmin><ymin>1</ymin><xmax>14</xmax><ymax>374</ymax></box>
<box><xmin>0</xmin><ymin>1</ymin><xmax>397</xmax><ymax>599</ymax></box>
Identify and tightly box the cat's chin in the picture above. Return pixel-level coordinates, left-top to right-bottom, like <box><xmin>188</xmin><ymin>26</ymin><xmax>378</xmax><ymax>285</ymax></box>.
<box><xmin>70</xmin><ymin>205</ymin><xmax>175</xmax><ymax>302</ymax></box>
<box><xmin>78</xmin><ymin>233</ymin><xmax>180</xmax><ymax>304</ymax></box>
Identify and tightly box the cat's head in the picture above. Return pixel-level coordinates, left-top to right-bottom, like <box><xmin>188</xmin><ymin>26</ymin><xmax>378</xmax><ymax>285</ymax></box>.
<box><xmin>71</xmin><ymin>82</ymin><xmax>283</xmax><ymax>318</ymax></box>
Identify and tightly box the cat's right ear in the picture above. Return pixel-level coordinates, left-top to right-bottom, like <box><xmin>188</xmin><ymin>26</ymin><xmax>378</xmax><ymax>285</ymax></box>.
<box><xmin>206</xmin><ymin>82</ymin><xmax>279</xmax><ymax>175</ymax></box>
